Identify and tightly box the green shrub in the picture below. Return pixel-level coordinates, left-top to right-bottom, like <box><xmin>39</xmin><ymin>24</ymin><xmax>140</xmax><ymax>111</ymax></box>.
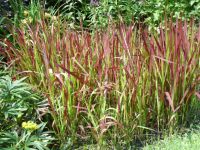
<box><xmin>46</xmin><ymin>0</ymin><xmax>200</xmax><ymax>29</ymax></box>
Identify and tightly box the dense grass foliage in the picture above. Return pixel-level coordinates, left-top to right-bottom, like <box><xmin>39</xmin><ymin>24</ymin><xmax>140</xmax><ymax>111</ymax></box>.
<box><xmin>5</xmin><ymin>19</ymin><xmax>200</xmax><ymax>148</ymax></box>
<box><xmin>143</xmin><ymin>127</ymin><xmax>200</xmax><ymax>150</ymax></box>
<box><xmin>0</xmin><ymin>0</ymin><xmax>200</xmax><ymax>149</ymax></box>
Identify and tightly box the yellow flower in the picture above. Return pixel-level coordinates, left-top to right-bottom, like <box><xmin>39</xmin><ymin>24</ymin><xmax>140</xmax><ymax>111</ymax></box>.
<box><xmin>44</xmin><ymin>12</ymin><xmax>51</xmax><ymax>19</ymax></box>
<box><xmin>24</xmin><ymin>10</ymin><xmax>29</xmax><ymax>16</ymax></box>
<box><xmin>22</xmin><ymin>121</ymin><xmax>38</xmax><ymax>131</ymax></box>
<box><xmin>21</xmin><ymin>19</ymin><xmax>27</xmax><ymax>24</ymax></box>
<box><xmin>28</xmin><ymin>17</ymin><xmax>33</xmax><ymax>23</ymax></box>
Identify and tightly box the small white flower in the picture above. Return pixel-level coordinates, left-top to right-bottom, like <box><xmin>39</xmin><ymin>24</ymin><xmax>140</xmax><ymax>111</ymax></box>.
<box><xmin>49</xmin><ymin>69</ymin><xmax>53</xmax><ymax>74</ymax></box>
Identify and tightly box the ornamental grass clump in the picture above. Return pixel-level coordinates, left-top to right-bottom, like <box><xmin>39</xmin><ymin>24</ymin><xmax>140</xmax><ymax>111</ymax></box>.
<box><xmin>6</xmin><ymin>19</ymin><xmax>200</xmax><ymax>147</ymax></box>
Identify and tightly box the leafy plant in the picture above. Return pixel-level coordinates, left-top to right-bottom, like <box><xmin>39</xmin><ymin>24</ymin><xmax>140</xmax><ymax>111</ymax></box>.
<box><xmin>42</xmin><ymin>0</ymin><xmax>200</xmax><ymax>29</ymax></box>
<box><xmin>0</xmin><ymin>75</ymin><xmax>49</xmax><ymax>131</ymax></box>
<box><xmin>0</xmin><ymin>122</ymin><xmax>54</xmax><ymax>150</ymax></box>
<box><xmin>135</xmin><ymin>0</ymin><xmax>200</xmax><ymax>30</ymax></box>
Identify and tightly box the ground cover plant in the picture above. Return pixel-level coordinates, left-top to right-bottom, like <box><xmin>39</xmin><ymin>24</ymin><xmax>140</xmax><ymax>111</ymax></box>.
<box><xmin>4</xmin><ymin>16</ymin><xmax>200</xmax><ymax>148</ymax></box>
<box><xmin>143</xmin><ymin>126</ymin><xmax>200</xmax><ymax>150</ymax></box>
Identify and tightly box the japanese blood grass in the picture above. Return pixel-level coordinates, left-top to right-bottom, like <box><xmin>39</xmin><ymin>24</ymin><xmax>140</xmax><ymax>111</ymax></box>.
<box><xmin>7</xmin><ymin>19</ymin><xmax>200</xmax><ymax>147</ymax></box>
